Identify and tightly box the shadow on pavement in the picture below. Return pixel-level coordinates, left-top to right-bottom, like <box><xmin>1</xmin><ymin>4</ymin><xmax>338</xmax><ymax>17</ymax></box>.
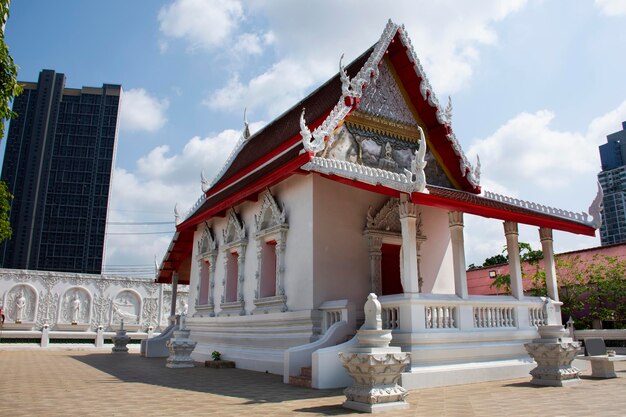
<box><xmin>70</xmin><ymin>353</ymin><xmax>343</xmax><ymax>403</ymax></box>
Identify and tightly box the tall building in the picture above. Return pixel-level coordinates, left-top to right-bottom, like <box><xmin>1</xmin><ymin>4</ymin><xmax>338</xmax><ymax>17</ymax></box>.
<box><xmin>598</xmin><ymin>121</ymin><xmax>626</xmax><ymax>245</ymax></box>
<box><xmin>0</xmin><ymin>69</ymin><xmax>121</xmax><ymax>273</ymax></box>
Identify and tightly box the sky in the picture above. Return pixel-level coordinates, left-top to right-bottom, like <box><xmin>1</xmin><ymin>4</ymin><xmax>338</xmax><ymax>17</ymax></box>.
<box><xmin>2</xmin><ymin>0</ymin><xmax>626</xmax><ymax>277</ymax></box>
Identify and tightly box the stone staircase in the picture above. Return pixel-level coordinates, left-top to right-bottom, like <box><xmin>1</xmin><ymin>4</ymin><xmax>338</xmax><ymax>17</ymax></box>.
<box><xmin>289</xmin><ymin>366</ymin><xmax>312</xmax><ymax>388</ymax></box>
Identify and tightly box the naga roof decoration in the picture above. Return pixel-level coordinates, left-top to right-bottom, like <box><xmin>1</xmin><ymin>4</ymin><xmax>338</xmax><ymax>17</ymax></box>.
<box><xmin>298</xmin><ymin>20</ymin><xmax>479</xmax><ymax>193</ymax></box>
<box><xmin>482</xmin><ymin>184</ymin><xmax>603</xmax><ymax>230</ymax></box>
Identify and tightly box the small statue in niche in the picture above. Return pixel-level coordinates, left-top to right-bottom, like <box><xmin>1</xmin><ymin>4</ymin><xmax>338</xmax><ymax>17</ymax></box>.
<box><xmin>70</xmin><ymin>294</ymin><xmax>81</xmax><ymax>324</ymax></box>
<box><xmin>384</xmin><ymin>141</ymin><xmax>394</xmax><ymax>160</ymax></box>
<box><xmin>15</xmin><ymin>290</ymin><xmax>26</xmax><ymax>323</ymax></box>
<box><xmin>378</xmin><ymin>141</ymin><xmax>399</xmax><ymax>171</ymax></box>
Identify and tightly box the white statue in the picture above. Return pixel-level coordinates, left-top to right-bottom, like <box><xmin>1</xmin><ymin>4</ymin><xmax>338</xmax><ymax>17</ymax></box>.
<box><xmin>70</xmin><ymin>294</ymin><xmax>81</xmax><ymax>323</ymax></box>
<box><xmin>180</xmin><ymin>300</ymin><xmax>189</xmax><ymax>316</ymax></box>
<box><xmin>15</xmin><ymin>290</ymin><xmax>26</xmax><ymax>322</ymax></box>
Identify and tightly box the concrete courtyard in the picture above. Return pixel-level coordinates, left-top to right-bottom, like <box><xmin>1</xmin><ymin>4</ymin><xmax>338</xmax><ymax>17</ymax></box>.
<box><xmin>0</xmin><ymin>348</ymin><xmax>624</xmax><ymax>417</ymax></box>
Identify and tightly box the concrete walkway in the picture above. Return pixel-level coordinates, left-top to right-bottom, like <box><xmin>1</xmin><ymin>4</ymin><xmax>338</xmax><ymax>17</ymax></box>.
<box><xmin>0</xmin><ymin>349</ymin><xmax>624</xmax><ymax>416</ymax></box>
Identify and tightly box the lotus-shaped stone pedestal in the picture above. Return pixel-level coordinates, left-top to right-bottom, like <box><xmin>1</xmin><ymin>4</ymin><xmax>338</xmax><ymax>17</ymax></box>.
<box><xmin>340</xmin><ymin>294</ymin><xmax>410</xmax><ymax>413</ymax></box>
<box><xmin>524</xmin><ymin>325</ymin><xmax>581</xmax><ymax>386</ymax></box>
<box><xmin>166</xmin><ymin>319</ymin><xmax>197</xmax><ymax>368</ymax></box>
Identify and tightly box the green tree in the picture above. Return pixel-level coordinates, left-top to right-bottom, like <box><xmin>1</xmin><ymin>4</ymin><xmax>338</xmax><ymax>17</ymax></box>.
<box><xmin>488</xmin><ymin>242</ymin><xmax>544</xmax><ymax>295</ymax></box>
<box><xmin>482</xmin><ymin>254</ymin><xmax>507</xmax><ymax>267</ymax></box>
<box><xmin>0</xmin><ymin>0</ymin><xmax>21</xmax><ymax>243</ymax></box>
<box><xmin>558</xmin><ymin>254</ymin><xmax>626</xmax><ymax>329</ymax></box>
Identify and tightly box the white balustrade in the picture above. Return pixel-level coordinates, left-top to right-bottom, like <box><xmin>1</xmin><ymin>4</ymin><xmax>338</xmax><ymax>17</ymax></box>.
<box><xmin>473</xmin><ymin>306</ymin><xmax>515</xmax><ymax>328</ymax></box>
<box><xmin>382</xmin><ymin>306</ymin><xmax>400</xmax><ymax>330</ymax></box>
<box><xmin>379</xmin><ymin>294</ymin><xmax>547</xmax><ymax>332</ymax></box>
<box><xmin>528</xmin><ymin>306</ymin><xmax>547</xmax><ymax>327</ymax></box>
<box><xmin>318</xmin><ymin>299</ymin><xmax>352</xmax><ymax>334</ymax></box>
<box><xmin>426</xmin><ymin>305</ymin><xmax>457</xmax><ymax>329</ymax></box>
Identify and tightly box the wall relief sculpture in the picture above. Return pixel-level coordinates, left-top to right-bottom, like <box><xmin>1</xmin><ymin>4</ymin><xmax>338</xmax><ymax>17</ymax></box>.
<box><xmin>59</xmin><ymin>287</ymin><xmax>91</xmax><ymax>324</ymax></box>
<box><xmin>5</xmin><ymin>284</ymin><xmax>37</xmax><ymax>323</ymax></box>
<box><xmin>111</xmin><ymin>290</ymin><xmax>141</xmax><ymax>325</ymax></box>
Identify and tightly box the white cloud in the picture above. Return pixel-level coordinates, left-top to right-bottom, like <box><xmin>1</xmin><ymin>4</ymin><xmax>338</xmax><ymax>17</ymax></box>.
<box><xmin>105</xmin><ymin>123</ymin><xmax>264</xmax><ymax>268</ymax></box>
<box><xmin>463</xmin><ymin>100</ymin><xmax>626</xmax><ymax>265</ymax></box>
<box><xmin>204</xmin><ymin>59</ymin><xmax>319</xmax><ymax>117</ymax></box>
<box><xmin>158</xmin><ymin>0</ymin><xmax>244</xmax><ymax>50</ymax></box>
<box><xmin>204</xmin><ymin>0</ymin><xmax>528</xmax><ymax>117</ymax></box>
<box><xmin>120</xmin><ymin>88</ymin><xmax>169</xmax><ymax>132</ymax></box>
<box><xmin>595</xmin><ymin>0</ymin><xmax>626</xmax><ymax>16</ymax></box>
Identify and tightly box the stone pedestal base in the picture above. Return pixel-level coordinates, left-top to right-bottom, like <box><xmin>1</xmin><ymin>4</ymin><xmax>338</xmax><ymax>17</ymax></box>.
<box><xmin>340</xmin><ymin>351</ymin><xmax>410</xmax><ymax>413</ymax></box>
<box><xmin>166</xmin><ymin>329</ymin><xmax>197</xmax><ymax>368</ymax></box>
<box><xmin>525</xmin><ymin>325</ymin><xmax>581</xmax><ymax>387</ymax></box>
<box><xmin>112</xmin><ymin>330</ymin><xmax>131</xmax><ymax>354</ymax></box>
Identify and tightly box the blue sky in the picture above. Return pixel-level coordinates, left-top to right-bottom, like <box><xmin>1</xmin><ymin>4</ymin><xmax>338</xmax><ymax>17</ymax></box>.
<box><xmin>2</xmin><ymin>0</ymin><xmax>626</xmax><ymax>276</ymax></box>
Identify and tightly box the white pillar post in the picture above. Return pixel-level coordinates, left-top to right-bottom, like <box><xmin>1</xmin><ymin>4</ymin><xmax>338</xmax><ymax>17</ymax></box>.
<box><xmin>170</xmin><ymin>272</ymin><xmax>179</xmax><ymax>320</ymax></box>
<box><xmin>448</xmin><ymin>211</ymin><xmax>469</xmax><ymax>299</ymax></box>
<box><xmin>366</xmin><ymin>235</ymin><xmax>383</xmax><ymax>295</ymax></box>
<box><xmin>399</xmin><ymin>200</ymin><xmax>420</xmax><ymax>293</ymax></box>
<box><xmin>503</xmin><ymin>221</ymin><xmax>524</xmax><ymax>300</ymax></box>
<box><xmin>539</xmin><ymin>227</ymin><xmax>559</xmax><ymax>302</ymax></box>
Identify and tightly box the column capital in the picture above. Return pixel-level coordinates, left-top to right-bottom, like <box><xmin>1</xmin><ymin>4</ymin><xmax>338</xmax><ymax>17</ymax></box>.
<box><xmin>366</xmin><ymin>235</ymin><xmax>383</xmax><ymax>252</ymax></box>
<box><xmin>399</xmin><ymin>201</ymin><xmax>418</xmax><ymax>219</ymax></box>
<box><xmin>503</xmin><ymin>221</ymin><xmax>518</xmax><ymax>236</ymax></box>
<box><xmin>448</xmin><ymin>211</ymin><xmax>464</xmax><ymax>227</ymax></box>
<box><xmin>539</xmin><ymin>227</ymin><xmax>553</xmax><ymax>242</ymax></box>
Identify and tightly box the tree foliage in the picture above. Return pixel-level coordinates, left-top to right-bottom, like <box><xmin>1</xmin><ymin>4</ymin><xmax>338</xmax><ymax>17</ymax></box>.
<box><xmin>488</xmin><ymin>242</ymin><xmax>544</xmax><ymax>295</ymax></box>
<box><xmin>0</xmin><ymin>1</ymin><xmax>21</xmax><ymax>134</ymax></box>
<box><xmin>558</xmin><ymin>254</ymin><xmax>626</xmax><ymax>329</ymax></box>
<box><xmin>0</xmin><ymin>1</ymin><xmax>20</xmax><ymax>244</ymax></box>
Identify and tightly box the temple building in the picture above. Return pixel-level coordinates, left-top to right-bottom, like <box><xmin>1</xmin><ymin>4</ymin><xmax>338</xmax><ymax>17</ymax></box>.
<box><xmin>156</xmin><ymin>21</ymin><xmax>601</xmax><ymax>389</ymax></box>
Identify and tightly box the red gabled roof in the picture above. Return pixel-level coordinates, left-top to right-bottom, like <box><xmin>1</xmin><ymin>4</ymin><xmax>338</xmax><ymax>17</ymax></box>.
<box><xmin>156</xmin><ymin>22</ymin><xmax>593</xmax><ymax>284</ymax></box>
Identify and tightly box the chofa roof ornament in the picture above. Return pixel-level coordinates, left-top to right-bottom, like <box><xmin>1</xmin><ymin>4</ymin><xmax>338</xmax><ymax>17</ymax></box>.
<box><xmin>300</xmin><ymin>53</ymin><xmax>376</xmax><ymax>155</ymax></box>
<box><xmin>409</xmin><ymin>126</ymin><xmax>428</xmax><ymax>193</ymax></box>
<box><xmin>174</xmin><ymin>203</ymin><xmax>181</xmax><ymax>225</ymax></box>
<box><xmin>588</xmin><ymin>181</ymin><xmax>604</xmax><ymax>229</ymax></box>
<box><xmin>201</xmin><ymin>170</ymin><xmax>210</xmax><ymax>193</ymax></box>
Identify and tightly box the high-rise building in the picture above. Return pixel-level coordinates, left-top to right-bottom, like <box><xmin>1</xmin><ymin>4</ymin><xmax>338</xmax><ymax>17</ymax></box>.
<box><xmin>0</xmin><ymin>69</ymin><xmax>121</xmax><ymax>273</ymax></box>
<box><xmin>598</xmin><ymin>121</ymin><xmax>626</xmax><ymax>245</ymax></box>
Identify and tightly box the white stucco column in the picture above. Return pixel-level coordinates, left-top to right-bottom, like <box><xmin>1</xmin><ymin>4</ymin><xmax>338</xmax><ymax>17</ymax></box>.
<box><xmin>366</xmin><ymin>235</ymin><xmax>383</xmax><ymax>295</ymax></box>
<box><xmin>539</xmin><ymin>227</ymin><xmax>559</xmax><ymax>302</ymax></box>
<box><xmin>399</xmin><ymin>201</ymin><xmax>420</xmax><ymax>293</ymax></box>
<box><xmin>170</xmin><ymin>272</ymin><xmax>179</xmax><ymax>319</ymax></box>
<box><xmin>503</xmin><ymin>221</ymin><xmax>524</xmax><ymax>300</ymax></box>
<box><xmin>448</xmin><ymin>211</ymin><xmax>468</xmax><ymax>299</ymax></box>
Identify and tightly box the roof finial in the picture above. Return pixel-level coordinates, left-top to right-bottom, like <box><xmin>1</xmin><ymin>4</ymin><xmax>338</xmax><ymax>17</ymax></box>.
<box><xmin>474</xmin><ymin>155</ymin><xmax>481</xmax><ymax>184</ymax></box>
<box><xmin>201</xmin><ymin>170</ymin><xmax>210</xmax><ymax>193</ymax></box>
<box><xmin>243</xmin><ymin>107</ymin><xmax>250</xmax><ymax>140</ymax></box>
<box><xmin>154</xmin><ymin>255</ymin><xmax>159</xmax><ymax>276</ymax></box>
<box><xmin>174</xmin><ymin>203</ymin><xmax>181</xmax><ymax>225</ymax></box>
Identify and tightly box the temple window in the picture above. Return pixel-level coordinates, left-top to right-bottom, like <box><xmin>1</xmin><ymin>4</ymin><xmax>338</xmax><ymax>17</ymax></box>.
<box><xmin>195</xmin><ymin>224</ymin><xmax>218</xmax><ymax>317</ymax></box>
<box><xmin>252</xmin><ymin>189</ymin><xmax>288</xmax><ymax>314</ymax></box>
<box><xmin>219</xmin><ymin>208</ymin><xmax>247</xmax><ymax>316</ymax></box>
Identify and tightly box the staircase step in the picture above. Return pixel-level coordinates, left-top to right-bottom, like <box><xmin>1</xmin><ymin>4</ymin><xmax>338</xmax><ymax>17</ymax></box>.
<box><xmin>300</xmin><ymin>366</ymin><xmax>312</xmax><ymax>378</ymax></box>
<box><xmin>289</xmin><ymin>375</ymin><xmax>312</xmax><ymax>388</ymax></box>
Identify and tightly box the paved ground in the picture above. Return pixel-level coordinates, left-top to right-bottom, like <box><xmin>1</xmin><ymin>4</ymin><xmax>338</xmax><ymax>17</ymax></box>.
<box><xmin>0</xmin><ymin>349</ymin><xmax>625</xmax><ymax>417</ymax></box>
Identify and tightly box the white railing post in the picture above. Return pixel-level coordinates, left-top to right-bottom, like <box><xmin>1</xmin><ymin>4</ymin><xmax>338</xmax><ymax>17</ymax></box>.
<box><xmin>457</xmin><ymin>304</ymin><xmax>474</xmax><ymax>330</ymax></box>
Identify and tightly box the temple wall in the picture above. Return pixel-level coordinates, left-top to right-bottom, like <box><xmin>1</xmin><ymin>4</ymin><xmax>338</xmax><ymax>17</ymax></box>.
<box><xmin>419</xmin><ymin>205</ymin><xmax>455</xmax><ymax>294</ymax></box>
<box><xmin>312</xmin><ymin>175</ymin><xmax>387</xmax><ymax>310</ymax></box>
<box><xmin>0</xmin><ymin>268</ymin><xmax>187</xmax><ymax>331</ymax></box>
<box><xmin>188</xmin><ymin>174</ymin><xmax>315</xmax><ymax>317</ymax></box>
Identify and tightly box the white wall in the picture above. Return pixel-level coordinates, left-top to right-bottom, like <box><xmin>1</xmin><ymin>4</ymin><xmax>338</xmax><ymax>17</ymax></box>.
<box><xmin>312</xmin><ymin>176</ymin><xmax>388</xmax><ymax>309</ymax></box>
<box><xmin>419</xmin><ymin>205</ymin><xmax>455</xmax><ymax>294</ymax></box>
<box><xmin>188</xmin><ymin>174</ymin><xmax>315</xmax><ymax>316</ymax></box>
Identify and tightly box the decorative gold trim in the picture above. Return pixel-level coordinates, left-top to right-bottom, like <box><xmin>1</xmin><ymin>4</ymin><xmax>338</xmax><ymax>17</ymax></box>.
<box><xmin>345</xmin><ymin>111</ymin><xmax>422</xmax><ymax>143</ymax></box>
